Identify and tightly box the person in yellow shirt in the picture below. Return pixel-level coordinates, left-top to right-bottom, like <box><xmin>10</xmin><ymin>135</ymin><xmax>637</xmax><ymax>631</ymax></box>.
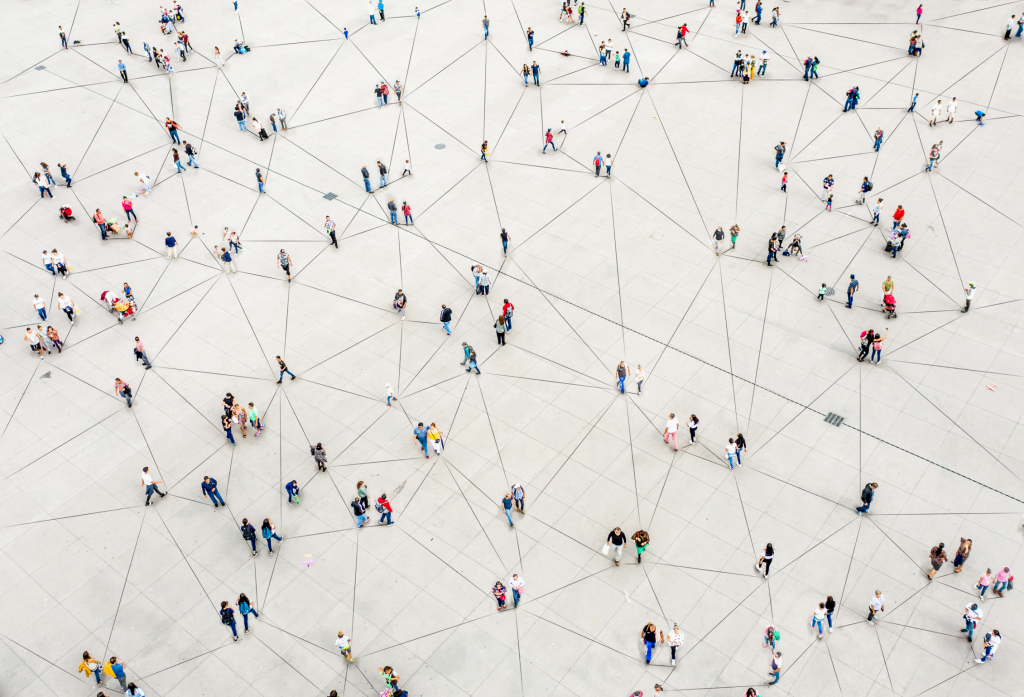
<box><xmin>426</xmin><ymin>423</ymin><xmax>443</xmax><ymax>456</ymax></box>
<box><xmin>78</xmin><ymin>651</ymin><xmax>102</xmax><ymax>685</ymax></box>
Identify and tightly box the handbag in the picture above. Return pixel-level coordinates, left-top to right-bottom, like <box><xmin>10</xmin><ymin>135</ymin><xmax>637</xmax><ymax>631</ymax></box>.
<box><xmin>601</xmin><ymin>543</ymin><xmax>610</xmax><ymax>555</ymax></box>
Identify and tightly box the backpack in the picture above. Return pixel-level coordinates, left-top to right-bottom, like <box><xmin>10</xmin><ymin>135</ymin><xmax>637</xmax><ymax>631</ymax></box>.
<box><xmin>262</xmin><ymin>527</ymin><xmax>272</xmax><ymax>539</ymax></box>
<box><xmin>239</xmin><ymin>600</ymin><xmax>251</xmax><ymax>614</ymax></box>
<box><xmin>242</xmin><ymin>525</ymin><xmax>254</xmax><ymax>540</ymax></box>
<box><xmin>864</xmin><ymin>180</ymin><xmax>873</xmax><ymax>191</ymax></box>
<box><xmin>221</xmin><ymin>609</ymin><xmax>233</xmax><ymax>625</ymax></box>
<box><xmin>375</xmin><ymin>501</ymin><xmax>385</xmax><ymax>513</ymax></box>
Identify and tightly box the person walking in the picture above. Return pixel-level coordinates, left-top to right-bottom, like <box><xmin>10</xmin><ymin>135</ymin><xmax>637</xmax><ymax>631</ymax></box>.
<box><xmin>509</xmin><ymin>573</ymin><xmax>524</xmax><ymax>607</ymax></box>
<box><xmin>825</xmin><ymin>595</ymin><xmax>836</xmax><ymax>632</ymax></box>
<box><xmin>930</xmin><ymin>100</ymin><xmax>942</xmax><ymax>126</ymax></box>
<box><xmin>846</xmin><ymin>274</ymin><xmax>859</xmax><ymax>308</ymax></box>
<box><xmin>133</xmin><ymin>336</ymin><xmax>152</xmax><ymax>369</ymax></box>
<box><xmin>975</xmin><ymin>630</ymin><xmax>1001</xmax><ymax>662</ymax></box>
<box><xmin>512</xmin><ymin>483</ymin><xmax>525</xmax><ymax>513</ymax></box>
<box><xmin>118</xmin><ymin>60</ymin><xmax>128</xmax><ymax>82</ymax></box>
<box><xmin>478</xmin><ymin>270</ymin><xmax>491</xmax><ymax>295</ymax></box>
<box><xmin>631</xmin><ymin>529</ymin><xmax>649</xmax><ymax>563</ymax></box>
<box><xmin>24</xmin><ymin>327</ymin><xmax>46</xmax><ymax>358</ymax></box>
<box><xmin>633</xmin><ymin>364</ymin><xmax>645</xmax><ymax>394</ymax></box>
<box><xmin>261</xmin><ymin>518</ymin><xmax>282</xmax><ymax>554</ymax></box>
<box><xmin>494</xmin><ymin>315</ymin><xmax>506</xmax><ymax>345</ymax></box>
<box><xmin>869</xmin><ymin>329</ymin><xmax>888</xmax><ymax>364</ymax></box>
<box><xmin>606</xmin><ymin>527</ymin><xmax>627</xmax><ymax>565</ymax></box>
<box><xmin>641</xmin><ymin>622</ymin><xmax>656</xmax><ymax>664</ymax></box>
<box><xmin>116</xmin><ymin>378</ymin><xmax>133</xmax><ymax>408</ymax></box>
<box><xmin>394</xmin><ymin>289</ymin><xmax>407</xmax><ymax>318</ymax></box>
<box><xmin>502</xmin><ymin>493</ymin><xmax>514</xmax><ymax>526</ymax></box>
<box><xmin>766</xmin><ymin>651</ymin><xmax>782</xmax><ymax>685</ymax></box>
<box><xmin>79</xmin><ymin>651</ymin><xmax>103</xmax><ymax>685</ymax></box>
<box><xmin>757</xmin><ymin>543</ymin><xmax>774</xmax><ymax>577</ymax></box>
<box><xmin>726</xmin><ymin>437</ymin><xmax>738</xmax><ymax>469</ymax></box>
<box><xmin>237</xmin><ymin>593</ymin><xmax>259</xmax><ymax>634</ymax></box>
<box><xmin>663</xmin><ymin>413</ymin><xmax>680</xmax><ymax>451</ymax></box>
<box><xmin>531</xmin><ymin>61</ymin><xmax>540</xmax><ymax>85</ymax></box>
<box><xmin>202</xmin><ymin>476</ymin><xmax>225</xmax><ymax>508</ymax></box>
<box><xmin>811</xmin><ymin>602</ymin><xmax>827</xmax><ymax>639</ymax></box>
<box><xmin>377</xmin><ymin>494</ymin><xmax>394</xmax><ymax>525</ymax></box>
<box><xmin>464</xmin><ymin>343</ymin><xmax>480</xmax><ymax>374</ymax></box>
<box><xmin>774</xmin><ymin>142</ymin><xmax>786</xmax><ymax>169</ymax></box>
<box><xmin>961</xmin><ymin>283</ymin><xmax>975</xmax><ymax>313</ymax></box>
<box><xmin>977</xmin><ymin>568</ymin><xmax>994</xmax><ymax>599</ymax></box>
<box><xmin>103</xmin><ymin>657</ymin><xmax>129</xmax><ymax>691</ymax></box>
<box><xmin>993</xmin><ymin>566</ymin><xmax>1011</xmax><ymax>597</ymax></box>
<box><xmin>241</xmin><ymin>518</ymin><xmax>258</xmax><ymax>556</ymax></box>
<box><xmin>713</xmin><ymin>227</ymin><xmax>725</xmax><ymax>255</ymax></box>
<box><xmin>614</xmin><ymin>361</ymin><xmax>630</xmax><ymax>393</ymax></box>
<box><xmin>220</xmin><ymin>601</ymin><xmax>239</xmax><ymax>641</ymax></box>
<box><xmin>666</xmin><ymin>623</ymin><xmax>683</xmax><ymax>665</ymax></box>
<box><xmin>247</xmin><ymin>402</ymin><xmax>263</xmax><ymax>436</ymax></box>
<box><xmin>336</xmin><ymin>631</ymin><xmax>354</xmax><ymax>661</ymax></box>
<box><xmin>388</xmin><ymin>198</ymin><xmax>398</xmax><ymax>224</ymax></box>
<box><xmin>352</xmin><ymin>496</ymin><xmax>368</xmax><ymax>528</ymax></box>
<box><xmin>439</xmin><ymin>304</ymin><xmax>452</xmax><ymax>335</ymax></box>
<box><xmin>426</xmin><ymin>423</ymin><xmax>443</xmax><ymax>456</ymax></box>
<box><xmin>953</xmin><ymin>537</ymin><xmax>971</xmax><ymax>572</ymax></box>
<box><xmin>962</xmin><ymin>602</ymin><xmax>982</xmax><ymax>642</ymax></box>
<box><xmin>277</xmin><ymin>250</ymin><xmax>292</xmax><ymax>282</ymax></box>
<box><xmin>311</xmin><ymin>442</ymin><xmax>327</xmax><ymax>471</ymax></box>
<box><xmin>687</xmin><ymin>414</ymin><xmax>699</xmax><ymax>444</ymax></box>
<box><xmin>856</xmin><ymin>482</ymin><xmax>878</xmax><ymax>513</ymax></box>
<box><xmin>482</xmin><ymin>15</ymin><xmax>489</xmax><ymax>39</ymax></box>
<box><xmin>32</xmin><ymin>294</ymin><xmax>47</xmax><ymax>321</ymax></box>
<box><xmin>222</xmin><ymin>414</ymin><xmax>236</xmax><ymax>445</ymax></box>
<box><xmin>256</xmin><ymin>168</ymin><xmax>265</xmax><ymax>193</ymax></box>
<box><xmin>543</xmin><ymin>128</ymin><xmax>557</xmax><ymax>153</ymax></box>
<box><xmin>926</xmin><ymin>542</ymin><xmax>948</xmax><ymax>580</ymax></box>
<box><xmin>867</xmin><ymin>590</ymin><xmax>884</xmax><ymax>624</ymax></box>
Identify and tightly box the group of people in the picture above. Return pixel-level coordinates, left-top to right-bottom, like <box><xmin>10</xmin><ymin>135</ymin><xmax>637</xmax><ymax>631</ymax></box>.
<box><xmin>350</xmin><ymin>480</ymin><xmax>394</xmax><ymax>526</ymax></box>
<box><xmin>221</xmin><ymin>392</ymin><xmax>263</xmax><ymax>445</ymax></box>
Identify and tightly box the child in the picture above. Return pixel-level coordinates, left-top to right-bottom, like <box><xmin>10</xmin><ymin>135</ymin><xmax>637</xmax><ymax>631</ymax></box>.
<box><xmin>818</xmin><ymin>284</ymin><xmax>826</xmax><ymax>301</ymax></box>
<box><xmin>402</xmin><ymin>160</ymin><xmax>411</xmax><ymax>177</ymax></box>
<box><xmin>385</xmin><ymin>383</ymin><xmax>395</xmax><ymax>406</ymax></box>
<box><xmin>614</xmin><ymin>52</ymin><xmax>621</xmax><ymax>68</ymax></box>
<box><xmin>336</xmin><ymin>631</ymin><xmax>353</xmax><ymax>661</ymax></box>
<box><xmin>826</xmin><ymin>194</ymin><xmax>833</xmax><ymax>211</ymax></box>
<box><xmin>781</xmin><ymin>171</ymin><xmax>787</xmax><ymax>192</ymax></box>
<box><xmin>286</xmin><ymin>480</ymin><xmax>300</xmax><ymax>504</ymax></box>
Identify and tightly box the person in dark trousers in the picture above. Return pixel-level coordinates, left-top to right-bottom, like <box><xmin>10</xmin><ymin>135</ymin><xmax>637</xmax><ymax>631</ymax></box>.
<box><xmin>241</xmin><ymin>518</ymin><xmax>258</xmax><ymax>555</ymax></box>
<box><xmin>757</xmin><ymin>543</ymin><xmax>774</xmax><ymax>577</ymax></box>
<box><xmin>495</xmin><ymin>315</ymin><xmax>507</xmax><ymax>345</ymax></box>
<box><xmin>856</xmin><ymin>482</ymin><xmax>878</xmax><ymax>514</ymax></box>
<box><xmin>774</xmin><ymin>141</ymin><xmax>785</xmax><ymax>168</ymax></box>
<box><xmin>286</xmin><ymin>480</ymin><xmax>300</xmax><ymax>504</ymax></box>
<box><xmin>220</xmin><ymin>601</ymin><xmax>239</xmax><ymax>641</ymax></box>
<box><xmin>847</xmin><ymin>274</ymin><xmax>859</xmax><ymax>308</ymax></box>
<box><xmin>202</xmin><ymin>476</ymin><xmax>225</xmax><ymax>507</ymax></box>
<box><xmin>237</xmin><ymin>593</ymin><xmax>259</xmax><ymax>633</ymax></box>
<box><xmin>222</xmin><ymin>414</ymin><xmax>236</xmax><ymax>445</ymax></box>
<box><xmin>141</xmin><ymin>466</ymin><xmax>165</xmax><ymax>505</ymax></box>
<box><xmin>118</xmin><ymin>60</ymin><xmax>128</xmax><ymax>82</ymax></box>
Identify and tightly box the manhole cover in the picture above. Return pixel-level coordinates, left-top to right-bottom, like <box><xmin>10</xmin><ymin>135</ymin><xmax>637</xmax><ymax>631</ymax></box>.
<box><xmin>323</xmin><ymin>192</ymin><xmax>337</xmax><ymax>200</ymax></box>
<box><xmin>35</xmin><ymin>65</ymin><xmax>47</xmax><ymax>71</ymax></box>
<box><xmin>434</xmin><ymin>143</ymin><xmax>445</xmax><ymax>149</ymax></box>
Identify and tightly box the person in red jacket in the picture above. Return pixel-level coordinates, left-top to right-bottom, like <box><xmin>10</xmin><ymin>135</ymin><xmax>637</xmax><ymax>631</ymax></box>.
<box><xmin>891</xmin><ymin>205</ymin><xmax>905</xmax><ymax>231</ymax></box>
<box><xmin>381</xmin><ymin>82</ymin><xmax>390</xmax><ymax>105</ymax></box>
<box><xmin>401</xmin><ymin>201</ymin><xmax>413</xmax><ymax>224</ymax></box>
<box><xmin>543</xmin><ymin>128</ymin><xmax>557</xmax><ymax>153</ymax></box>
<box><xmin>501</xmin><ymin>299</ymin><xmax>514</xmax><ymax>332</ymax></box>
<box><xmin>377</xmin><ymin>494</ymin><xmax>394</xmax><ymax>525</ymax></box>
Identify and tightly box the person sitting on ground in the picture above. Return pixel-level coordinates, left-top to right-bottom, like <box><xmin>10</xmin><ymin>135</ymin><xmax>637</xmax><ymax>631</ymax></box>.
<box><xmin>638</xmin><ymin>77</ymin><xmax>649</xmax><ymax>88</ymax></box>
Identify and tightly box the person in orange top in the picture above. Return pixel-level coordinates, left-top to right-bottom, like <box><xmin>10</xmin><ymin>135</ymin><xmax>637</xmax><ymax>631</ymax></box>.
<box><xmin>93</xmin><ymin>209</ymin><xmax>108</xmax><ymax>239</ymax></box>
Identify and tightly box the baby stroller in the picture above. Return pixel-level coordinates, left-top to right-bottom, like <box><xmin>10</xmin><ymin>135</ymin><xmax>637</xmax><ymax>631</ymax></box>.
<box><xmin>883</xmin><ymin>293</ymin><xmax>897</xmax><ymax>319</ymax></box>
<box><xmin>59</xmin><ymin>206</ymin><xmax>75</xmax><ymax>222</ymax></box>
<box><xmin>100</xmin><ymin>290</ymin><xmax>120</xmax><ymax>313</ymax></box>
<box><xmin>114</xmin><ymin>299</ymin><xmax>137</xmax><ymax>324</ymax></box>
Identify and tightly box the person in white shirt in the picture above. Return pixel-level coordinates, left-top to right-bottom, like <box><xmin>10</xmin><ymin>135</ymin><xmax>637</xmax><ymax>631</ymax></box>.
<box><xmin>757</xmin><ymin>50</ymin><xmax>769</xmax><ymax>76</ymax></box>
<box><xmin>52</xmin><ymin>249</ymin><xmax>68</xmax><ymax>277</ymax></box>
<box><xmin>962</xmin><ymin>283</ymin><xmax>975</xmax><ymax>313</ymax></box>
<box><xmin>509</xmin><ymin>573</ymin><xmax>525</xmax><ymax>607</ymax></box>
<box><xmin>136</xmin><ymin>171</ymin><xmax>151</xmax><ymax>193</ymax></box>
<box><xmin>867</xmin><ymin>590</ymin><xmax>884</xmax><ymax>624</ymax></box>
<box><xmin>24</xmin><ymin>328</ymin><xmax>46</xmax><ymax>358</ymax></box>
<box><xmin>811</xmin><ymin>602</ymin><xmax>827</xmax><ymax>638</ymax></box>
<box><xmin>42</xmin><ymin>249</ymin><xmax>55</xmax><ymax>275</ymax></box>
<box><xmin>976</xmin><ymin>629</ymin><xmax>1000</xmax><ymax>662</ymax></box>
<box><xmin>687</xmin><ymin>414</ymin><xmax>699</xmax><ymax>444</ymax></box>
<box><xmin>57</xmin><ymin>292</ymin><xmax>76</xmax><ymax>323</ymax></box>
<box><xmin>963</xmin><ymin>602</ymin><xmax>982</xmax><ymax>642</ymax></box>
<box><xmin>32</xmin><ymin>294</ymin><xmax>47</xmax><ymax>321</ymax></box>
<box><xmin>946</xmin><ymin>97</ymin><xmax>957</xmax><ymax>123</ymax></box>
<box><xmin>667</xmin><ymin>623</ymin><xmax>683</xmax><ymax>666</ymax></box>
<box><xmin>140</xmin><ymin>466</ymin><xmax>165</xmax><ymax>504</ymax></box>
<box><xmin>929</xmin><ymin>100</ymin><xmax>942</xmax><ymax>126</ymax></box>
<box><xmin>335</xmin><ymin>631</ymin><xmax>353</xmax><ymax>661</ymax></box>
<box><xmin>385</xmin><ymin>383</ymin><xmax>394</xmax><ymax>406</ymax></box>
<box><xmin>663</xmin><ymin>413</ymin><xmax>680</xmax><ymax>450</ymax></box>
<box><xmin>635</xmin><ymin>364</ymin><xmax>645</xmax><ymax>394</ymax></box>
<box><xmin>726</xmin><ymin>438</ymin><xmax>738</xmax><ymax>470</ymax></box>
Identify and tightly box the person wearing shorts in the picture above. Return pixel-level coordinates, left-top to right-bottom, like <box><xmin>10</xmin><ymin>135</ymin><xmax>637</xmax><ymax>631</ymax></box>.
<box><xmin>277</xmin><ymin>249</ymin><xmax>291</xmax><ymax>281</ymax></box>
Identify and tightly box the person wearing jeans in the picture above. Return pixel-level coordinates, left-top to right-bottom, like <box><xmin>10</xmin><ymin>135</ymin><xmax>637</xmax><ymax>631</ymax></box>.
<box><xmin>262</xmin><ymin>520</ymin><xmax>282</xmax><ymax>553</ymax></box>
<box><xmin>963</xmin><ymin>603</ymin><xmax>981</xmax><ymax>641</ymax></box>
<box><xmin>856</xmin><ymin>482</ymin><xmax>877</xmax><ymax>514</ymax></box>
<box><xmin>768</xmin><ymin>652</ymin><xmax>782</xmax><ymax>684</ymax></box>
<box><xmin>615</xmin><ymin>361</ymin><xmax>629</xmax><ymax>393</ymax></box>
<box><xmin>220</xmin><ymin>603</ymin><xmax>239</xmax><ymax>641</ymax></box>
<box><xmin>642</xmin><ymin>623</ymin><xmax>656</xmax><ymax>664</ymax></box>
<box><xmin>202</xmin><ymin>476</ymin><xmax>225</xmax><ymax>507</ymax></box>
<box><xmin>812</xmin><ymin>603</ymin><xmax>826</xmax><ymax>637</ymax></box>
<box><xmin>378</xmin><ymin>494</ymin><xmax>394</xmax><ymax>524</ymax></box>
<box><xmin>502</xmin><ymin>494</ymin><xmax>514</xmax><ymax>526</ymax></box>
<box><xmin>510</xmin><ymin>574</ymin><xmax>523</xmax><ymax>607</ymax></box>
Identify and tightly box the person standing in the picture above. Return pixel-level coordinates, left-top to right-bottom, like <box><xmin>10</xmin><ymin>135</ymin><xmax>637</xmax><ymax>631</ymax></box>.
<box><xmin>373</xmin><ymin>494</ymin><xmax>393</xmax><ymax>525</ymax></box>
<box><xmin>593</xmin><ymin>152</ymin><xmax>603</xmax><ymax>176</ymax></box>
<box><xmin>502</xmin><ymin>493</ymin><xmax>514</xmax><ymax>526</ymax></box>
<box><xmin>141</xmin><ymin>466</ymin><xmax>165</xmax><ymax>504</ymax></box>
<box><xmin>32</xmin><ymin>294</ymin><xmax>47</xmax><ymax>321</ymax></box>
<box><xmin>511</xmin><ymin>483</ymin><xmax>525</xmax><ymax>513</ymax></box>
<box><xmin>856</xmin><ymin>482</ymin><xmax>878</xmax><ymax>513</ymax></box>
<box><xmin>663</xmin><ymin>413</ymin><xmax>680</xmax><ymax>450</ymax></box>
<box><xmin>607</xmin><ymin>527</ymin><xmax>627</xmax><ymax>565</ymax></box>
<box><xmin>961</xmin><ymin>283</ymin><xmax>975</xmax><ymax>313</ymax></box>
<box><xmin>440</xmin><ymin>304</ymin><xmax>452</xmax><ymax>335</ymax></box>
<box><xmin>641</xmin><ymin>622</ymin><xmax>656</xmax><ymax>664</ymax></box>
<box><xmin>869</xmin><ymin>329</ymin><xmax>888</xmax><ymax>364</ymax></box>
<box><xmin>255</xmin><ymin>168</ymin><xmax>265</xmax><ymax>193</ymax></box>
<box><xmin>220</xmin><ymin>602</ymin><xmax>239</xmax><ymax>642</ymax></box>
<box><xmin>846</xmin><ymin>274</ymin><xmax>859</xmax><ymax>308</ymax></box>
<box><xmin>493</xmin><ymin>581</ymin><xmax>507</xmax><ymax>610</ymax></box>
<box><xmin>953</xmin><ymin>537</ymin><xmax>971</xmax><ymax>572</ymax></box>
<box><xmin>394</xmin><ymin>288</ymin><xmax>407</xmax><ymax>318</ymax></box>
<box><xmin>286</xmin><ymin>479</ymin><xmax>300</xmax><ymax>504</ymax></box>
<box><xmin>908</xmin><ymin>92</ymin><xmax>919</xmax><ymax>112</ymax></box>
<box><xmin>926</xmin><ymin>542</ymin><xmax>947</xmax><ymax>580</ymax></box>
<box><xmin>219</xmin><ymin>246</ymin><xmax>237</xmax><ymax>273</ymax></box>
<box><xmin>634</xmin><ymin>364</ymin><xmax>644</xmax><ymax>394</ymax></box>
<box><xmin>202</xmin><ymin>476</ymin><xmax>225</xmax><ymax>507</ymax></box>
<box><xmin>378</xmin><ymin>161</ymin><xmax>388</xmax><ymax>188</ymax></box>
<box><xmin>494</xmin><ymin>315</ymin><xmax>506</xmax><ymax>345</ymax></box>
<box><xmin>104</xmin><ymin>657</ymin><xmax>129</xmax><ymax>691</ymax></box>
<box><xmin>947</xmin><ymin>97</ymin><xmax>957</xmax><ymax>123</ymax></box>
<box><xmin>962</xmin><ymin>602</ymin><xmax>982</xmax><ymax>642</ymax></box>
<box><xmin>976</xmin><ymin>630</ymin><xmax>1002</xmax><ymax>663</ymax></box>
<box><xmin>368</xmin><ymin>1</ymin><xmax>377</xmax><ymax>24</ymax></box>
<box><xmin>118</xmin><ymin>60</ymin><xmax>128</xmax><ymax>82</ymax></box>
<box><xmin>916</xmin><ymin>4</ymin><xmax>923</xmax><ymax>23</ymax></box>
<box><xmin>399</xmin><ymin>201</ymin><xmax>413</xmax><ymax>224</ymax></box>
<box><xmin>240</xmin><ymin>518</ymin><xmax>258</xmax><ymax>555</ymax></box>
<box><xmin>929</xmin><ymin>100</ymin><xmax>942</xmax><ymax>126</ymax></box>
<box><xmin>687</xmin><ymin>414</ymin><xmax>699</xmax><ymax>444</ymax></box>
<box><xmin>60</xmin><ymin>25</ymin><xmax>68</xmax><ymax>49</ymax></box>
<box><xmin>482</xmin><ymin>15</ymin><xmax>489</xmax><ymax>39</ymax></box>
<box><xmin>667</xmin><ymin>624</ymin><xmax>683</xmax><ymax>665</ymax></box>
<box><xmin>604</xmin><ymin>153</ymin><xmax>613</xmax><ymax>177</ymax></box>
<box><xmin>631</xmin><ymin>529</ymin><xmax>649</xmax><ymax>563</ymax></box>
<box><xmin>277</xmin><ymin>250</ymin><xmax>292</xmax><ymax>282</ymax></box>
<box><xmin>766</xmin><ymin>651</ymin><xmax>782</xmax><ymax>685</ymax></box>
<box><xmin>378</xmin><ymin>0</ymin><xmax>385</xmax><ymax>21</ymax></box>
<box><xmin>134</xmin><ymin>336</ymin><xmax>152</xmax><ymax>368</ymax></box>
<box><xmin>388</xmin><ymin>198</ymin><xmax>398</xmax><ymax>224</ymax></box>
<box><xmin>713</xmin><ymin>226</ymin><xmax>725</xmax><ymax>255</ymax></box>
<box><xmin>222</xmin><ymin>414</ymin><xmax>236</xmax><ymax>445</ymax></box>
<box><xmin>774</xmin><ymin>141</ymin><xmax>786</xmax><ymax>168</ymax></box>
<box><xmin>352</xmin><ymin>496</ymin><xmax>368</xmax><ymax>528</ymax></box>
<box><xmin>811</xmin><ymin>602</ymin><xmax>827</xmax><ymax>639</ymax></box>
<box><xmin>614</xmin><ymin>361</ymin><xmax>630</xmax><ymax>393</ymax></box>
<box><xmin>531</xmin><ymin>61</ymin><xmax>540</xmax><ymax>85</ymax></box>
<box><xmin>757</xmin><ymin>543</ymin><xmax>774</xmax><ymax>577</ymax></box>
<box><xmin>867</xmin><ymin>590</ymin><xmax>884</xmax><ymax>624</ymax></box>
<box><xmin>527</xmin><ymin>27</ymin><xmax>534</xmax><ymax>50</ymax></box>
<box><xmin>509</xmin><ymin>573</ymin><xmax>524</xmax><ymax>607</ymax></box>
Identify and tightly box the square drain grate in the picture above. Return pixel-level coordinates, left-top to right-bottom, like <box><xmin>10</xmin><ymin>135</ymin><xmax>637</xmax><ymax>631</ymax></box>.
<box><xmin>824</xmin><ymin>412</ymin><xmax>845</xmax><ymax>427</ymax></box>
<box><xmin>322</xmin><ymin>192</ymin><xmax>337</xmax><ymax>200</ymax></box>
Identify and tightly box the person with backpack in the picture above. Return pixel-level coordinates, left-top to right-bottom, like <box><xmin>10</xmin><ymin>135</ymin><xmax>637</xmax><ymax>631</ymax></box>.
<box><xmin>856</xmin><ymin>177</ymin><xmax>872</xmax><ymax>205</ymax></box>
<box><xmin>856</xmin><ymin>482</ymin><xmax>878</xmax><ymax>514</ymax></box>
<box><xmin>262</xmin><ymin>515</ymin><xmax>282</xmax><ymax>552</ymax></box>
<box><xmin>464</xmin><ymin>344</ymin><xmax>480</xmax><ymax>373</ymax></box>
<box><xmin>438</xmin><ymin>304</ymin><xmax>452</xmax><ymax>335</ymax></box>
<box><xmin>377</xmin><ymin>494</ymin><xmax>394</xmax><ymax>525</ymax></box>
<box><xmin>220</xmin><ymin>601</ymin><xmax>239</xmax><ymax>641</ymax></box>
<box><xmin>236</xmin><ymin>593</ymin><xmax>259</xmax><ymax>633</ymax></box>
<box><xmin>241</xmin><ymin>519</ymin><xmax>258</xmax><ymax>556</ymax></box>
<box><xmin>352</xmin><ymin>496</ymin><xmax>368</xmax><ymax>527</ymax></box>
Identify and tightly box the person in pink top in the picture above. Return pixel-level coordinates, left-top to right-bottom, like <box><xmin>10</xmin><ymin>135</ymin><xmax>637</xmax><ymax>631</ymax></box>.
<box><xmin>976</xmin><ymin>568</ymin><xmax>993</xmax><ymax>600</ymax></box>
<box><xmin>993</xmin><ymin>566</ymin><xmax>1011</xmax><ymax>597</ymax></box>
<box><xmin>122</xmin><ymin>196</ymin><xmax>138</xmax><ymax>222</ymax></box>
